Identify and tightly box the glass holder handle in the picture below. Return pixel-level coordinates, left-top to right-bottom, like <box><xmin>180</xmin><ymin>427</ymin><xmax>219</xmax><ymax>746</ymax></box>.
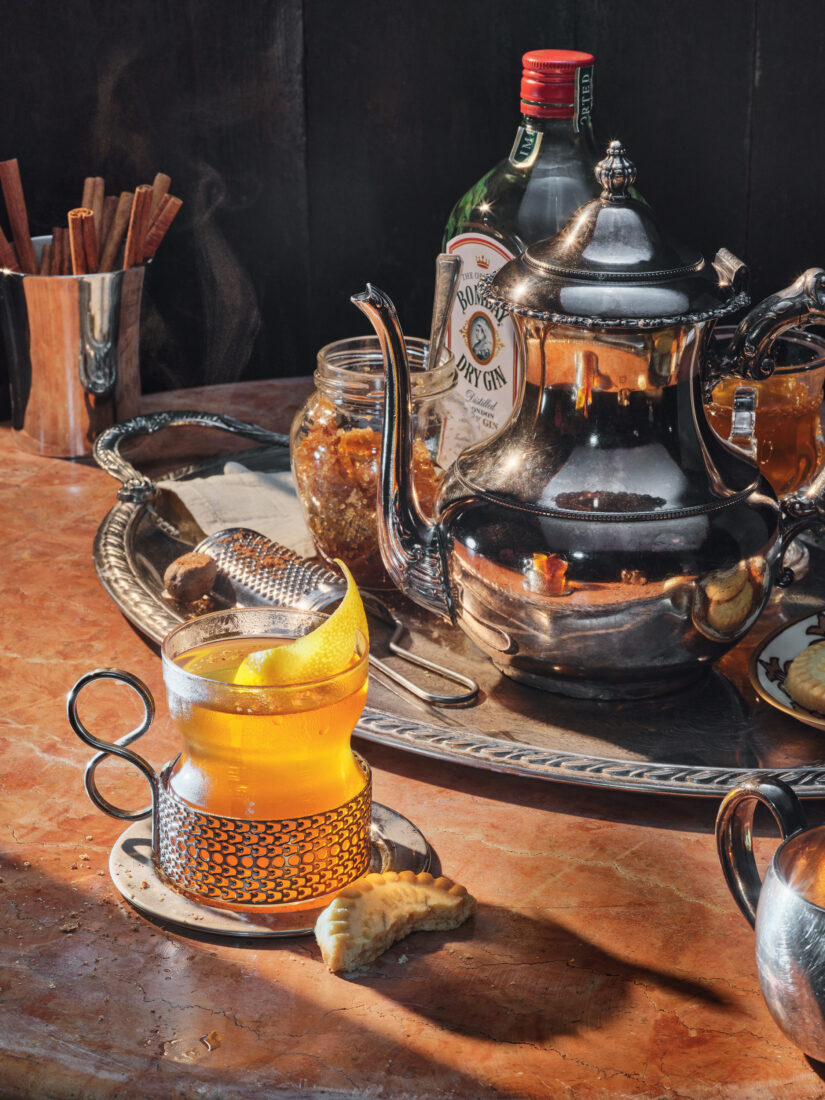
<box><xmin>67</xmin><ymin>668</ymin><xmax>160</xmax><ymax>852</ymax></box>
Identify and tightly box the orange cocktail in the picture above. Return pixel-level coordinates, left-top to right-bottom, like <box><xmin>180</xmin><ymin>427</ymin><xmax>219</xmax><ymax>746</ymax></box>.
<box><xmin>706</xmin><ymin>371</ymin><xmax>825</xmax><ymax>497</ymax></box>
<box><xmin>159</xmin><ymin>606</ymin><xmax>370</xmax><ymax>909</ymax></box>
<box><xmin>164</xmin><ymin>627</ymin><xmax>367</xmax><ymax>819</ymax></box>
<box><xmin>706</xmin><ymin>327</ymin><xmax>825</xmax><ymax>499</ymax></box>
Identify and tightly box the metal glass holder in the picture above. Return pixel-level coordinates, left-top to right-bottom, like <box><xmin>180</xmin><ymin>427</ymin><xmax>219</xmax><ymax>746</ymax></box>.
<box><xmin>67</xmin><ymin>668</ymin><xmax>430</xmax><ymax>936</ymax></box>
<box><xmin>156</xmin><ymin>759</ymin><xmax>372</xmax><ymax>909</ymax></box>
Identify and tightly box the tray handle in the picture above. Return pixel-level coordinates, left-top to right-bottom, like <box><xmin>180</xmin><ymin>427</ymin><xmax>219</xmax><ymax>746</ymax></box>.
<box><xmin>93</xmin><ymin>410</ymin><xmax>289</xmax><ymax>503</ymax></box>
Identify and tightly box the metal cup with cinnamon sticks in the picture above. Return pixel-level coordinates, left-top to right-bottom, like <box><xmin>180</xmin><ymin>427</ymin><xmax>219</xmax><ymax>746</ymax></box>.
<box><xmin>0</xmin><ymin>163</ymin><xmax>183</xmax><ymax>456</ymax></box>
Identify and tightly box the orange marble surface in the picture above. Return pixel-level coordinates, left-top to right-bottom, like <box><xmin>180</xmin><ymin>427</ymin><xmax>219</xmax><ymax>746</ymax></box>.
<box><xmin>3</xmin><ymin>379</ymin><xmax>825</xmax><ymax>1099</ymax></box>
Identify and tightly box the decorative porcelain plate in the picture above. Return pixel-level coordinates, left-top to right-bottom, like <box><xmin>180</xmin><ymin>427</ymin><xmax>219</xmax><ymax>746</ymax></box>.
<box><xmin>751</xmin><ymin>609</ymin><xmax>825</xmax><ymax>731</ymax></box>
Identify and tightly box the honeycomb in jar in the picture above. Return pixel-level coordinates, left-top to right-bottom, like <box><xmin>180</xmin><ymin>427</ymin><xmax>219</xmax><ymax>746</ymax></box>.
<box><xmin>293</xmin><ymin>398</ymin><xmax>440</xmax><ymax>587</ymax></box>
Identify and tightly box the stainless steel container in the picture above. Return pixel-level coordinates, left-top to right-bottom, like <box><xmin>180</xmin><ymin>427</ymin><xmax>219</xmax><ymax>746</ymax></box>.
<box><xmin>0</xmin><ymin>236</ymin><xmax>144</xmax><ymax>457</ymax></box>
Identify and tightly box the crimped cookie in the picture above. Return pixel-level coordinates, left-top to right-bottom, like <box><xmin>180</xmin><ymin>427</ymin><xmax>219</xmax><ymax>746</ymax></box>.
<box><xmin>314</xmin><ymin>870</ymin><xmax>475</xmax><ymax>972</ymax></box>
<box><xmin>785</xmin><ymin>644</ymin><xmax>825</xmax><ymax>715</ymax></box>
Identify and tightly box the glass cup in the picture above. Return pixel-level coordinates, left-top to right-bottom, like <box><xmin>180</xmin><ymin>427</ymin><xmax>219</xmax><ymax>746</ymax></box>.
<box><xmin>706</xmin><ymin>328</ymin><xmax>825</xmax><ymax>498</ymax></box>
<box><xmin>706</xmin><ymin>327</ymin><xmax>825</xmax><ymax>576</ymax></box>
<box><xmin>162</xmin><ymin>608</ymin><xmax>368</xmax><ymax>821</ymax></box>
<box><xmin>68</xmin><ymin>607</ymin><xmax>372</xmax><ymax>912</ymax></box>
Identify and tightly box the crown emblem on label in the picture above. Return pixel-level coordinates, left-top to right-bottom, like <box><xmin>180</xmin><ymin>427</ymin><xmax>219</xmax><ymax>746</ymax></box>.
<box><xmin>476</xmin><ymin>255</ymin><xmax>490</xmax><ymax>270</ymax></box>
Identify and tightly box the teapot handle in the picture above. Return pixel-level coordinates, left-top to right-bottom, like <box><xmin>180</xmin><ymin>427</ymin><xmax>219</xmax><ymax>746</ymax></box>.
<box><xmin>719</xmin><ymin>268</ymin><xmax>825</xmax><ymax>381</ymax></box>
<box><xmin>716</xmin><ymin>775</ymin><xmax>807</xmax><ymax>927</ymax></box>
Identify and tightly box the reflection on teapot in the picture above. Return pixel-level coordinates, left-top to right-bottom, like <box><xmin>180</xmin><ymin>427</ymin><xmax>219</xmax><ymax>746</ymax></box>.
<box><xmin>692</xmin><ymin>558</ymin><xmax>769</xmax><ymax>642</ymax></box>
<box><xmin>353</xmin><ymin>141</ymin><xmax>825</xmax><ymax>699</ymax></box>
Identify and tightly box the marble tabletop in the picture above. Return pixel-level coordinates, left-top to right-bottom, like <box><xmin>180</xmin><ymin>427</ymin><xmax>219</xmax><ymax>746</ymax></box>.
<box><xmin>3</xmin><ymin>378</ymin><xmax>825</xmax><ymax>1099</ymax></box>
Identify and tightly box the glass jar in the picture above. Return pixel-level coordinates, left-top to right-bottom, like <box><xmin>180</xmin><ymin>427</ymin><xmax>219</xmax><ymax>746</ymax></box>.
<box><xmin>290</xmin><ymin>335</ymin><xmax>456</xmax><ymax>588</ymax></box>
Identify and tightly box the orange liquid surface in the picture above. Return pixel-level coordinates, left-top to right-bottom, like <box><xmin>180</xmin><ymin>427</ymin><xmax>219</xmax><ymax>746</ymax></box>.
<box><xmin>167</xmin><ymin>637</ymin><xmax>367</xmax><ymax>819</ymax></box>
<box><xmin>707</xmin><ymin>375</ymin><xmax>825</xmax><ymax>496</ymax></box>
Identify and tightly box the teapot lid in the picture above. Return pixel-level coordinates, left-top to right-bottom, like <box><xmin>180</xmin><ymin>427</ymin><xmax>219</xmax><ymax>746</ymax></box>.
<box><xmin>485</xmin><ymin>140</ymin><xmax>750</xmax><ymax>327</ymax></box>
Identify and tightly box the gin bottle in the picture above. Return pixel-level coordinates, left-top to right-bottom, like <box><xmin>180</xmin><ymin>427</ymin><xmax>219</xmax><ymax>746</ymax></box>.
<box><xmin>441</xmin><ymin>49</ymin><xmax>600</xmax><ymax>457</ymax></box>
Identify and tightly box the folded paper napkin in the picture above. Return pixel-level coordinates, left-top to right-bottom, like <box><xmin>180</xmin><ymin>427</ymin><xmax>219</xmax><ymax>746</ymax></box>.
<box><xmin>157</xmin><ymin>462</ymin><xmax>316</xmax><ymax>558</ymax></box>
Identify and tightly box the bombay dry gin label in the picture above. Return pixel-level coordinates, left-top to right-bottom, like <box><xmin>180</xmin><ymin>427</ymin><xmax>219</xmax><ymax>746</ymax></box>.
<box><xmin>439</xmin><ymin>234</ymin><xmax>518</xmax><ymax>465</ymax></box>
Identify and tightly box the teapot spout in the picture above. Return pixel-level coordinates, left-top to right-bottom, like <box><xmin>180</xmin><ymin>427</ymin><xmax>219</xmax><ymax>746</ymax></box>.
<box><xmin>350</xmin><ymin>284</ymin><xmax>454</xmax><ymax>622</ymax></box>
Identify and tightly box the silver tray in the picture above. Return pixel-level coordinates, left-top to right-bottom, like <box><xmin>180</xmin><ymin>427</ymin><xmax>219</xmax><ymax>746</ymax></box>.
<box><xmin>92</xmin><ymin>411</ymin><xmax>825</xmax><ymax>798</ymax></box>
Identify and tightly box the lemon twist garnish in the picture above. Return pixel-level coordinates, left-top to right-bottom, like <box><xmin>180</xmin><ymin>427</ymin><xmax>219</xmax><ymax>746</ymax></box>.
<box><xmin>233</xmin><ymin>560</ymin><xmax>368</xmax><ymax>686</ymax></box>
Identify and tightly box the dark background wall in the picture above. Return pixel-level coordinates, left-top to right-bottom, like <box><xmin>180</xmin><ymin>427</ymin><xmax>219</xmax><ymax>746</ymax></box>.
<box><xmin>1</xmin><ymin>0</ymin><xmax>823</xmax><ymax>415</ymax></box>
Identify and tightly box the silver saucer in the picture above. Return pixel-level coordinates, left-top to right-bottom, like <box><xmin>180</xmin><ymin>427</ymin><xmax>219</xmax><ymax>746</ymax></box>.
<box><xmin>108</xmin><ymin>803</ymin><xmax>430</xmax><ymax>938</ymax></box>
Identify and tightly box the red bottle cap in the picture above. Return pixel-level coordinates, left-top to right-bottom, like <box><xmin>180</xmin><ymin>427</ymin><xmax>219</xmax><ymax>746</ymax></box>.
<box><xmin>521</xmin><ymin>49</ymin><xmax>595</xmax><ymax>119</ymax></box>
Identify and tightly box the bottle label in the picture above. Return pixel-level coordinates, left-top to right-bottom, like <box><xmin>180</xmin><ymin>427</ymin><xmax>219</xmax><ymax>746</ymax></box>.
<box><xmin>575</xmin><ymin>65</ymin><xmax>594</xmax><ymax>133</ymax></box>
<box><xmin>509</xmin><ymin>127</ymin><xmax>541</xmax><ymax>167</ymax></box>
<box><xmin>439</xmin><ymin>234</ymin><xmax>518</xmax><ymax>466</ymax></box>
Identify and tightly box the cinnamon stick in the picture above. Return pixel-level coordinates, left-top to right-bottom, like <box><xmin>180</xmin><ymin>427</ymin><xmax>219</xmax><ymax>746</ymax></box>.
<box><xmin>143</xmin><ymin>194</ymin><xmax>182</xmax><ymax>259</ymax></box>
<box><xmin>91</xmin><ymin>177</ymin><xmax>105</xmax><ymax>250</ymax></box>
<box><xmin>51</xmin><ymin>227</ymin><xmax>65</xmax><ymax>275</ymax></box>
<box><xmin>123</xmin><ymin>184</ymin><xmax>152</xmax><ymax>268</ymax></box>
<box><xmin>99</xmin><ymin>190</ymin><xmax>132</xmax><ymax>272</ymax></box>
<box><xmin>84</xmin><ymin>213</ymin><xmax>98</xmax><ymax>272</ymax></box>
<box><xmin>0</xmin><ymin>159</ymin><xmax>37</xmax><ymax>273</ymax></box>
<box><xmin>0</xmin><ymin>225</ymin><xmax>20</xmax><ymax>272</ymax></box>
<box><xmin>99</xmin><ymin>195</ymin><xmax>117</xmax><ymax>248</ymax></box>
<box><xmin>81</xmin><ymin>177</ymin><xmax>95</xmax><ymax>211</ymax></box>
<box><xmin>38</xmin><ymin>241</ymin><xmax>52</xmax><ymax>275</ymax></box>
<box><xmin>149</xmin><ymin>172</ymin><xmax>171</xmax><ymax>221</ymax></box>
<box><xmin>68</xmin><ymin>208</ymin><xmax>96</xmax><ymax>274</ymax></box>
<box><xmin>56</xmin><ymin>226</ymin><xmax>72</xmax><ymax>275</ymax></box>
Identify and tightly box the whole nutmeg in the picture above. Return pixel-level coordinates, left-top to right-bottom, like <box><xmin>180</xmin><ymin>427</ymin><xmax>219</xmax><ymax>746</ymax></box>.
<box><xmin>164</xmin><ymin>552</ymin><xmax>219</xmax><ymax>603</ymax></box>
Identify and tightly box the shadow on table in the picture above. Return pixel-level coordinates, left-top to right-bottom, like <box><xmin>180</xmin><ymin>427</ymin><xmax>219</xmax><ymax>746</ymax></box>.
<box><xmin>343</xmin><ymin>904</ymin><xmax>729</xmax><ymax>1045</ymax></box>
<box><xmin>1</xmin><ymin>853</ymin><xmax>516</xmax><ymax>1099</ymax></box>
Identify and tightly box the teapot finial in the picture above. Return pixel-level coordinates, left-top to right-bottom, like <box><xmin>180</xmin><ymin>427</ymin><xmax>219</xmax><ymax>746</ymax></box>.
<box><xmin>596</xmin><ymin>140</ymin><xmax>636</xmax><ymax>201</ymax></box>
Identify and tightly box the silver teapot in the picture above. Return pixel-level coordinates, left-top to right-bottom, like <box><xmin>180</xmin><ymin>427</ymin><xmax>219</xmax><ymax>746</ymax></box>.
<box><xmin>353</xmin><ymin>141</ymin><xmax>825</xmax><ymax>699</ymax></box>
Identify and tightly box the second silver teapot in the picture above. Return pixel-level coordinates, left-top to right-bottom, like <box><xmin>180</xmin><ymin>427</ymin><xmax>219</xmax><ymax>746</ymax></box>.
<box><xmin>354</xmin><ymin>141</ymin><xmax>825</xmax><ymax>699</ymax></box>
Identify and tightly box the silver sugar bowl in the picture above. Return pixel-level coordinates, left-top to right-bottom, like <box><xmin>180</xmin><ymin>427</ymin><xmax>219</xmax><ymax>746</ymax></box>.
<box><xmin>718</xmin><ymin>776</ymin><xmax>825</xmax><ymax>1062</ymax></box>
